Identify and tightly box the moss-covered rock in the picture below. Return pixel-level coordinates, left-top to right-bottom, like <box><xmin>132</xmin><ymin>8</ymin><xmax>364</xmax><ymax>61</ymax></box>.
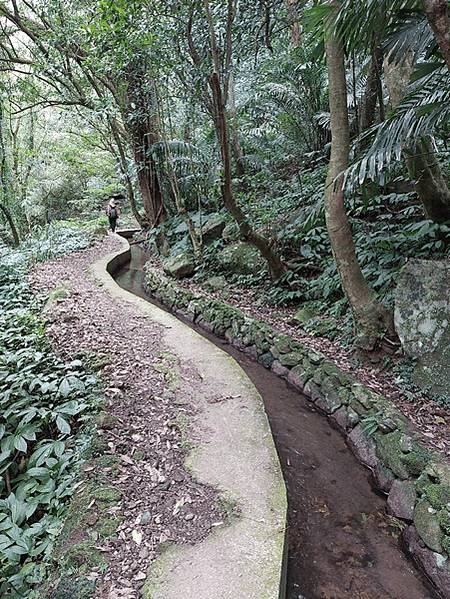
<box><xmin>163</xmin><ymin>253</ymin><xmax>195</xmax><ymax>279</ymax></box>
<box><xmin>426</xmin><ymin>484</ymin><xmax>450</xmax><ymax>510</ymax></box>
<box><xmin>426</xmin><ymin>460</ymin><xmax>450</xmax><ymax>486</ymax></box>
<box><xmin>438</xmin><ymin>511</ymin><xmax>450</xmax><ymax>536</ymax></box>
<box><xmin>376</xmin><ymin>431</ymin><xmax>410</xmax><ymax>480</ymax></box>
<box><xmin>258</xmin><ymin>352</ymin><xmax>275</xmax><ymax>369</ymax></box>
<box><xmin>48</xmin><ymin>285</ymin><xmax>75</xmax><ymax>301</ymax></box>
<box><xmin>50</xmin><ymin>575</ymin><xmax>96</xmax><ymax>599</ymax></box>
<box><xmin>402</xmin><ymin>443</ymin><xmax>433</xmax><ymax>478</ymax></box>
<box><xmin>272</xmin><ymin>333</ymin><xmax>292</xmax><ymax>354</ymax></box>
<box><xmin>216</xmin><ymin>242</ymin><xmax>264</xmax><ymax>275</ymax></box>
<box><xmin>278</xmin><ymin>350</ymin><xmax>304</xmax><ymax>368</ymax></box>
<box><xmin>201</xmin><ymin>214</ymin><xmax>226</xmax><ymax>244</ymax></box>
<box><xmin>289</xmin><ymin>306</ymin><xmax>316</xmax><ymax>325</ymax></box>
<box><xmin>414</xmin><ymin>499</ymin><xmax>443</xmax><ymax>552</ymax></box>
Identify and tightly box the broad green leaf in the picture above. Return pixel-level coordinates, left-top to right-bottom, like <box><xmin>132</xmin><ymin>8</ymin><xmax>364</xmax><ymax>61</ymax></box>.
<box><xmin>13</xmin><ymin>436</ymin><xmax>27</xmax><ymax>454</ymax></box>
<box><xmin>58</xmin><ymin>378</ymin><xmax>72</xmax><ymax>397</ymax></box>
<box><xmin>56</xmin><ymin>415</ymin><xmax>71</xmax><ymax>435</ymax></box>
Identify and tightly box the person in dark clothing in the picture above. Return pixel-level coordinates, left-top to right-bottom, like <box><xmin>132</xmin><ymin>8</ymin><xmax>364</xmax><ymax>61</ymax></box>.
<box><xmin>106</xmin><ymin>199</ymin><xmax>120</xmax><ymax>232</ymax></box>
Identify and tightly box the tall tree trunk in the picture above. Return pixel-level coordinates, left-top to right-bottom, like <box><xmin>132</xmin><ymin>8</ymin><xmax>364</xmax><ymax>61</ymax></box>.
<box><xmin>0</xmin><ymin>202</ymin><xmax>19</xmax><ymax>246</ymax></box>
<box><xmin>384</xmin><ymin>54</ymin><xmax>450</xmax><ymax>224</ymax></box>
<box><xmin>228</xmin><ymin>71</ymin><xmax>245</xmax><ymax>178</ymax></box>
<box><xmin>130</xmin><ymin>121</ymin><xmax>164</xmax><ymax>228</ymax></box>
<box><xmin>201</xmin><ymin>0</ymin><xmax>286</xmax><ymax>280</ymax></box>
<box><xmin>109</xmin><ymin>119</ymin><xmax>144</xmax><ymax>227</ymax></box>
<box><xmin>359</xmin><ymin>45</ymin><xmax>383</xmax><ymax>135</ymax></box>
<box><xmin>424</xmin><ymin>0</ymin><xmax>450</xmax><ymax>71</ymax></box>
<box><xmin>123</xmin><ymin>72</ymin><xmax>165</xmax><ymax>229</ymax></box>
<box><xmin>285</xmin><ymin>0</ymin><xmax>302</xmax><ymax>46</ymax></box>
<box><xmin>325</xmin><ymin>1</ymin><xmax>394</xmax><ymax>350</ymax></box>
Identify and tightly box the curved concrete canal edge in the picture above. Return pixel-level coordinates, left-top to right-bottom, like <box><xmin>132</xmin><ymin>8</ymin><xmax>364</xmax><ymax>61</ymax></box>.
<box><xmin>90</xmin><ymin>233</ymin><xmax>288</xmax><ymax>599</ymax></box>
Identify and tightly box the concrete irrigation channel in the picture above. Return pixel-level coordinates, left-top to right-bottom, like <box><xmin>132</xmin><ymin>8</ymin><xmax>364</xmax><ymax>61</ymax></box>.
<box><xmin>108</xmin><ymin>234</ymin><xmax>438</xmax><ymax>599</ymax></box>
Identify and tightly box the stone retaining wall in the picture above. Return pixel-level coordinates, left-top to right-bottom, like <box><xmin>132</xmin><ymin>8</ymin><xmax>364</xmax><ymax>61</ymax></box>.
<box><xmin>144</xmin><ymin>264</ymin><xmax>450</xmax><ymax>598</ymax></box>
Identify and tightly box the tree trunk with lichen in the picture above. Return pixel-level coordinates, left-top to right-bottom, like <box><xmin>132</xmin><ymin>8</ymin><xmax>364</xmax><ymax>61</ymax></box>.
<box><xmin>325</xmin><ymin>2</ymin><xmax>395</xmax><ymax>350</ymax></box>
<box><xmin>0</xmin><ymin>98</ymin><xmax>19</xmax><ymax>246</ymax></box>
<box><xmin>424</xmin><ymin>0</ymin><xmax>450</xmax><ymax>71</ymax></box>
<box><xmin>123</xmin><ymin>71</ymin><xmax>165</xmax><ymax>229</ymax></box>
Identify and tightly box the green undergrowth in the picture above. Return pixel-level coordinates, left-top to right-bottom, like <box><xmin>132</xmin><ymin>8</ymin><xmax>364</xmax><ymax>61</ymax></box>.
<box><xmin>0</xmin><ymin>223</ymin><xmax>105</xmax><ymax>598</ymax></box>
<box><xmin>150</xmin><ymin>168</ymin><xmax>450</xmax><ymax>348</ymax></box>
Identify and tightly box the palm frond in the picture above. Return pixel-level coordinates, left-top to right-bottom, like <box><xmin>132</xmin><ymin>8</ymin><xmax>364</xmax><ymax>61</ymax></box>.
<box><xmin>345</xmin><ymin>69</ymin><xmax>450</xmax><ymax>188</ymax></box>
<box><xmin>383</xmin><ymin>9</ymin><xmax>436</xmax><ymax>65</ymax></box>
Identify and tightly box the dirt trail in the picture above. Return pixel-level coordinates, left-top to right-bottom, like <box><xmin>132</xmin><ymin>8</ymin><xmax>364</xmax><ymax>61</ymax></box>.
<box><xmin>30</xmin><ymin>236</ymin><xmax>223</xmax><ymax>598</ymax></box>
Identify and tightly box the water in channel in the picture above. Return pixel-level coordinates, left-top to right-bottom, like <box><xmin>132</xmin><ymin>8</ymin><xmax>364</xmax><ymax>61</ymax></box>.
<box><xmin>114</xmin><ymin>243</ymin><xmax>438</xmax><ymax>599</ymax></box>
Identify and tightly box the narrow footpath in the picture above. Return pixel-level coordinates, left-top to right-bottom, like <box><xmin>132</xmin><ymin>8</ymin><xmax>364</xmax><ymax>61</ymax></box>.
<box><xmin>30</xmin><ymin>234</ymin><xmax>286</xmax><ymax>599</ymax></box>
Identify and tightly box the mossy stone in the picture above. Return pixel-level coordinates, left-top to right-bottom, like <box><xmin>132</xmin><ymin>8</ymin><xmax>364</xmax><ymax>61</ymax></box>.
<box><xmin>48</xmin><ymin>285</ymin><xmax>75</xmax><ymax>301</ymax></box>
<box><xmin>307</xmin><ymin>350</ymin><xmax>323</xmax><ymax>365</ymax></box>
<box><xmin>438</xmin><ymin>511</ymin><xmax>450</xmax><ymax>536</ymax></box>
<box><xmin>50</xmin><ymin>575</ymin><xmax>96</xmax><ymax>599</ymax></box>
<box><xmin>414</xmin><ymin>499</ymin><xmax>443</xmax><ymax>553</ymax></box>
<box><xmin>93</xmin><ymin>486</ymin><xmax>122</xmax><ymax>504</ymax></box>
<box><xmin>312</xmin><ymin>367</ymin><xmax>324</xmax><ymax>385</ymax></box>
<box><xmin>402</xmin><ymin>444</ymin><xmax>433</xmax><ymax>477</ymax></box>
<box><xmin>95</xmin><ymin>411</ymin><xmax>118</xmax><ymax>430</ymax></box>
<box><xmin>415</xmin><ymin>472</ymin><xmax>433</xmax><ymax>496</ymax></box>
<box><xmin>272</xmin><ymin>334</ymin><xmax>292</xmax><ymax>354</ymax></box>
<box><xmin>377</xmin><ymin>431</ymin><xmax>410</xmax><ymax>480</ymax></box>
<box><xmin>64</xmin><ymin>540</ymin><xmax>107</xmax><ymax>573</ymax></box>
<box><xmin>351</xmin><ymin>384</ymin><xmax>377</xmax><ymax>410</ymax></box>
<box><xmin>426</xmin><ymin>460</ymin><xmax>450</xmax><ymax>486</ymax></box>
<box><xmin>258</xmin><ymin>352</ymin><xmax>274</xmax><ymax>369</ymax></box>
<box><xmin>279</xmin><ymin>351</ymin><xmax>304</xmax><ymax>368</ymax></box>
<box><xmin>426</xmin><ymin>484</ymin><xmax>450</xmax><ymax>510</ymax></box>
<box><xmin>290</xmin><ymin>307</ymin><xmax>316</xmax><ymax>324</ymax></box>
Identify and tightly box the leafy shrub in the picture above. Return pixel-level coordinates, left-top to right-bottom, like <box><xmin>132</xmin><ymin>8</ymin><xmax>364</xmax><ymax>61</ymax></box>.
<box><xmin>23</xmin><ymin>221</ymin><xmax>90</xmax><ymax>263</ymax></box>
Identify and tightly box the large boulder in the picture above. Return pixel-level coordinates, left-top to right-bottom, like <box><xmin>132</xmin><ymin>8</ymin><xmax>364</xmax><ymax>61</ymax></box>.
<box><xmin>216</xmin><ymin>242</ymin><xmax>264</xmax><ymax>276</ymax></box>
<box><xmin>395</xmin><ymin>259</ymin><xmax>450</xmax><ymax>395</ymax></box>
<box><xmin>162</xmin><ymin>252</ymin><xmax>195</xmax><ymax>279</ymax></box>
<box><xmin>200</xmin><ymin>214</ymin><xmax>226</xmax><ymax>245</ymax></box>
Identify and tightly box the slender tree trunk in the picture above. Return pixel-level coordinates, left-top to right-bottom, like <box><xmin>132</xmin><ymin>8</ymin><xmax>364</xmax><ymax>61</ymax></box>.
<box><xmin>384</xmin><ymin>54</ymin><xmax>450</xmax><ymax>223</ymax></box>
<box><xmin>0</xmin><ymin>97</ymin><xmax>19</xmax><ymax>246</ymax></box>
<box><xmin>202</xmin><ymin>0</ymin><xmax>286</xmax><ymax>279</ymax></box>
<box><xmin>109</xmin><ymin>119</ymin><xmax>144</xmax><ymax>227</ymax></box>
<box><xmin>324</xmin><ymin>1</ymin><xmax>394</xmax><ymax>350</ymax></box>
<box><xmin>228</xmin><ymin>71</ymin><xmax>245</xmax><ymax>178</ymax></box>
<box><xmin>0</xmin><ymin>202</ymin><xmax>19</xmax><ymax>246</ymax></box>
<box><xmin>285</xmin><ymin>0</ymin><xmax>302</xmax><ymax>46</ymax></box>
<box><xmin>359</xmin><ymin>46</ymin><xmax>383</xmax><ymax>134</ymax></box>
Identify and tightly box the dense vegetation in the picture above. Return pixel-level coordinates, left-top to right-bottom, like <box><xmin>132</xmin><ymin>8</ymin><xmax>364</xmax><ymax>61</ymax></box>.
<box><xmin>0</xmin><ymin>0</ymin><xmax>449</xmax><ymax>347</ymax></box>
<box><xmin>0</xmin><ymin>223</ymin><xmax>104</xmax><ymax>597</ymax></box>
<box><xmin>1</xmin><ymin>0</ymin><xmax>450</xmax><ymax>592</ymax></box>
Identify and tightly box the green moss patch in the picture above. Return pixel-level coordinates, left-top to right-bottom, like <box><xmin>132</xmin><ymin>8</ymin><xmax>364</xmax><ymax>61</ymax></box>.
<box><xmin>426</xmin><ymin>484</ymin><xmax>450</xmax><ymax>510</ymax></box>
<box><xmin>50</xmin><ymin>575</ymin><xmax>96</xmax><ymax>599</ymax></box>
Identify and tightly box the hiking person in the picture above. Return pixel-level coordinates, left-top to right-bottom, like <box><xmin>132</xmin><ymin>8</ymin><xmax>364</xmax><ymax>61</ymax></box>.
<box><xmin>106</xmin><ymin>199</ymin><xmax>119</xmax><ymax>232</ymax></box>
